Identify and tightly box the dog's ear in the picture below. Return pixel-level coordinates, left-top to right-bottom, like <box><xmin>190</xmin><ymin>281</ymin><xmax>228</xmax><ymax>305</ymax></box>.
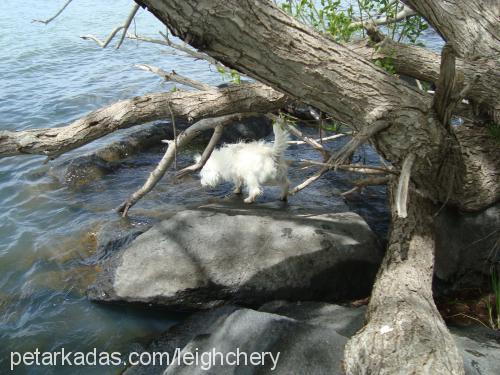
<box><xmin>194</xmin><ymin>153</ymin><xmax>202</xmax><ymax>163</ymax></box>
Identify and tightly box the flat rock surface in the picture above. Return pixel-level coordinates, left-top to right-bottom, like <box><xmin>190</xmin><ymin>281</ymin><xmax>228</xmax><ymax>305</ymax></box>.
<box><xmin>89</xmin><ymin>206</ymin><xmax>382</xmax><ymax>309</ymax></box>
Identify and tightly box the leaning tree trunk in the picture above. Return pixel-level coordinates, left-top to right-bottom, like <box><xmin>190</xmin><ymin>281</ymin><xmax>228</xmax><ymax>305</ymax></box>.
<box><xmin>129</xmin><ymin>1</ymin><xmax>498</xmax><ymax>373</ymax></box>
<box><xmin>344</xmin><ymin>183</ymin><xmax>463</xmax><ymax>373</ymax></box>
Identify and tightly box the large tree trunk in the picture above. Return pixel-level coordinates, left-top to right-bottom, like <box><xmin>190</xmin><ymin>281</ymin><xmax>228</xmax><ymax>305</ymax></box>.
<box><xmin>130</xmin><ymin>0</ymin><xmax>497</xmax><ymax>373</ymax></box>
<box><xmin>344</xmin><ymin>184</ymin><xmax>464</xmax><ymax>373</ymax></box>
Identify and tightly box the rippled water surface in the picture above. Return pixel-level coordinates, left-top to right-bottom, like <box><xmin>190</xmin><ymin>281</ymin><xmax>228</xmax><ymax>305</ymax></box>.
<box><xmin>0</xmin><ymin>1</ymin><xmax>442</xmax><ymax>373</ymax></box>
<box><xmin>0</xmin><ymin>1</ymin><xmax>228</xmax><ymax>373</ymax></box>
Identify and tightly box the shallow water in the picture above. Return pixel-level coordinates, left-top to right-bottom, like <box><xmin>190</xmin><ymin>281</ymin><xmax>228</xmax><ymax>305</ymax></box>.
<box><xmin>0</xmin><ymin>1</ymin><xmax>441</xmax><ymax>373</ymax></box>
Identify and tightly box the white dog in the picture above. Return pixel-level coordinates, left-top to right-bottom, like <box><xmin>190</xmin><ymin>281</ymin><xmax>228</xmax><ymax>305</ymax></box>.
<box><xmin>197</xmin><ymin>122</ymin><xmax>290</xmax><ymax>203</ymax></box>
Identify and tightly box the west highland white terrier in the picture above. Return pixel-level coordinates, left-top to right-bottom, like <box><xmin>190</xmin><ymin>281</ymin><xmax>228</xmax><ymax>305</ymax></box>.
<box><xmin>197</xmin><ymin>122</ymin><xmax>290</xmax><ymax>203</ymax></box>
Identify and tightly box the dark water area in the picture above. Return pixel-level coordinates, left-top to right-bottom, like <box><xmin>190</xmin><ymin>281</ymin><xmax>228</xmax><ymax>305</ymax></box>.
<box><xmin>0</xmin><ymin>1</ymin><xmax>443</xmax><ymax>373</ymax></box>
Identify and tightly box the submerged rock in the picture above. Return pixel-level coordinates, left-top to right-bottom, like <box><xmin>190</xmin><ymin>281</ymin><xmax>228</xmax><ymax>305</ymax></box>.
<box><xmin>125</xmin><ymin>301</ymin><xmax>500</xmax><ymax>374</ymax></box>
<box><xmin>88</xmin><ymin>206</ymin><xmax>382</xmax><ymax>309</ymax></box>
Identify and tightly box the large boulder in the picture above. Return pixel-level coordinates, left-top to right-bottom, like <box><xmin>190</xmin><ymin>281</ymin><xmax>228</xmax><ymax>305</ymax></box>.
<box><xmin>88</xmin><ymin>205</ymin><xmax>382</xmax><ymax>309</ymax></box>
<box><xmin>125</xmin><ymin>301</ymin><xmax>500</xmax><ymax>374</ymax></box>
<box><xmin>434</xmin><ymin>203</ymin><xmax>500</xmax><ymax>292</ymax></box>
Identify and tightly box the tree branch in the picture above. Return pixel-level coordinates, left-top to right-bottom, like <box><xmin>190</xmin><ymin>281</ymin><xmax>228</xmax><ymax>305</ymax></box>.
<box><xmin>175</xmin><ymin>125</ymin><xmax>224</xmax><ymax>179</ymax></box>
<box><xmin>135</xmin><ymin>64</ymin><xmax>213</xmax><ymax>91</ymax></box>
<box><xmin>341</xmin><ymin>176</ymin><xmax>391</xmax><ymax>196</ymax></box>
<box><xmin>32</xmin><ymin>0</ymin><xmax>74</xmax><ymax>24</ymax></box>
<box><xmin>0</xmin><ymin>83</ymin><xmax>287</xmax><ymax>158</ymax></box>
<box><xmin>80</xmin><ymin>4</ymin><xmax>140</xmax><ymax>49</ymax></box>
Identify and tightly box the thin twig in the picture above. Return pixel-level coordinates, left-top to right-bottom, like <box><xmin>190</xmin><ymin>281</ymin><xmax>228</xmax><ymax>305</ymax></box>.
<box><xmin>167</xmin><ymin>102</ymin><xmax>178</xmax><ymax>171</ymax></box>
<box><xmin>135</xmin><ymin>64</ymin><xmax>213</xmax><ymax>91</ymax></box>
<box><xmin>341</xmin><ymin>176</ymin><xmax>390</xmax><ymax>196</ymax></box>
<box><xmin>297</xmin><ymin>159</ymin><xmax>397</xmax><ymax>174</ymax></box>
<box><xmin>127</xmin><ymin>32</ymin><xmax>225</xmax><ymax>69</ymax></box>
<box><xmin>32</xmin><ymin>0</ymin><xmax>74</xmax><ymax>24</ymax></box>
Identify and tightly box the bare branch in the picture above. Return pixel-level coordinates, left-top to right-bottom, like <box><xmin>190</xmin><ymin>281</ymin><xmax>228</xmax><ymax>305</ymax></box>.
<box><xmin>341</xmin><ymin>176</ymin><xmax>390</xmax><ymax>196</ymax></box>
<box><xmin>288</xmin><ymin>133</ymin><xmax>347</xmax><ymax>145</ymax></box>
<box><xmin>330</xmin><ymin>121</ymin><xmax>390</xmax><ymax>166</ymax></box>
<box><xmin>32</xmin><ymin>0</ymin><xmax>73</xmax><ymax>24</ymax></box>
<box><xmin>135</xmin><ymin>64</ymin><xmax>213</xmax><ymax>91</ymax></box>
<box><xmin>175</xmin><ymin>125</ymin><xmax>224</xmax><ymax>179</ymax></box>
<box><xmin>395</xmin><ymin>152</ymin><xmax>416</xmax><ymax>218</ymax></box>
<box><xmin>285</xmin><ymin>123</ymin><xmax>331</xmax><ymax>159</ymax></box>
<box><xmin>80</xmin><ymin>4</ymin><xmax>140</xmax><ymax>49</ymax></box>
<box><xmin>126</xmin><ymin>32</ymin><xmax>225</xmax><ymax>69</ymax></box>
<box><xmin>297</xmin><ymin>159</ymin><xmax>397</xmax><ymax>175</ymax></box>
<box><xmin>118</xmin><ymin>114</ymin><xmax>253</xmax><ymax>216</ymax></box>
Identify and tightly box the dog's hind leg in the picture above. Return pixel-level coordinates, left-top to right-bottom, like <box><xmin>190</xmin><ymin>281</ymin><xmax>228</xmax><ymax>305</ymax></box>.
<box><xmin>233</xmin><ymin>178</ymin><xmax>243</xmax><ymax>194</ymax></box>
<box><xmin>279</xmin><ymin>178</ymin><xmax>290</xmax><ymax>201</ymax></box>
<box><xmin>243</xmin><ymin>178</ymin><xmax>262</xmax><ymax>203</ymax></box>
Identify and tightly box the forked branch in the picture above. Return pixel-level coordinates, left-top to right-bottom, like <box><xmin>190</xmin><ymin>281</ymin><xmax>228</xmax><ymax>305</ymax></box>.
<box><xmin>80</xmin><ymin>4</ymin><xmax>140</xmax><ymax>49</ymax></box>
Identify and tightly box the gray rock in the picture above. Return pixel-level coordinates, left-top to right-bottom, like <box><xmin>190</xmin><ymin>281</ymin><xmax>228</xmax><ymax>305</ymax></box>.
<box><xmin>450</xmin><ymin>325</ymin><xmax>500</xmax><ymax>375</ymax></box>
<box><xmin>434</xmin><ymin>203</ymin><xmax>500</xmax><ymax>292</ymax></box>
<box><xmin>125</xmin><ymin>301</ymin><xmax>500</xmax><ymax>374</ymax></box>
<box><xmin>89</xmin><ymin>206</ymin><xmax>382</xmax><ymax>309</ymax></box>
<box><xmin>259</xmin><ymin>300</ymin><xmax>366</xmax><ymax>337</ymax></box>
<box><xmin>124</xmin><ymin>306</ymin><xmax>240</xmax><ymax>375</ymax></box>
<box><xmin>164</xmin><ymin>308</ymin><xmax>347</xmax><ymax>375</ymax></box>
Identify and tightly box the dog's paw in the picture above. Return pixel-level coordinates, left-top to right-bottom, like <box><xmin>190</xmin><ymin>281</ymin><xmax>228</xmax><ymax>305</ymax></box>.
<box><xmin>243</xmin><ymin>197</ymin><xmax>255</xmax><ymax>204</ymax></box>
<box><xmin>233</xmin><ymin>188</ymin><xmax>242</xmax><ymax>195</ymax></box>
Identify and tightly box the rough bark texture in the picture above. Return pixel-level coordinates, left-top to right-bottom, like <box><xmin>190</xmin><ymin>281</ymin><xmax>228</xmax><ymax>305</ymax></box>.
<box><xmin>0</xmin><ymin>83</ymin><xmax>285</xmax><ymax>157</ymax></box>
<box><xmin>453</xmin><ymin>122</ymin><xmax>500</xmax><ymax>211</ymax></box>
<box><xmin>405</xmin><ymin>0</ymin><xmax>500</xmax><ymax>58</ymax></box>
<box><xmin>349</xmin><ymin>38</ymin><xmax>500</xmax><ymax>123</ymax></box>
<box><xmin>344</xmin><ymin>184</ymin><xmax>464</xmax><ymax>374</ymax></box>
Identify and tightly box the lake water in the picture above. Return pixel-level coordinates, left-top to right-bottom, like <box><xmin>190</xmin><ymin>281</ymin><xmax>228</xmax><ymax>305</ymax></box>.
<box><xmin>0</xmin><ymin>1</ymin><xmax>441</xmax><ymax>373</ymax></box>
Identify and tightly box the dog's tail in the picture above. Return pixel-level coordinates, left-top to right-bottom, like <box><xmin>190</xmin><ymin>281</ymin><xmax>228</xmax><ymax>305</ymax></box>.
<box><xmin>272</xmin><ymin>119</ymin><xmax>290</xmax><ymax>159</ymax></box>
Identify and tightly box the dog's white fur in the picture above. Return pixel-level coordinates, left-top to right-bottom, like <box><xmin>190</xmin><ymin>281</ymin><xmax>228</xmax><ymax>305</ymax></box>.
<box><xmin>198</xmin><ymin>122</ymin><xmax>290</xmax><ymax>203</ymax></box>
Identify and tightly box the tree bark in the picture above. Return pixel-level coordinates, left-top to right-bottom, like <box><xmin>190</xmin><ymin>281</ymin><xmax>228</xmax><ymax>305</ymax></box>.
<box><xmin>349</xmin><ymin>38</ymin><xmax>500</xmax><ymax>123</ymax></box>
<box><xmin>344</xmin><ymin>183</ymin><xmax>464</xmax><ymax>374</ymax></box>
<box><xmin>0</xmin><ymin>83</ymin><xmax>286</xmax><ymax>158</ymax></box>
<box><xmin>404</xmin><ymin>0</ymin><xmax>500</xmax><ymax>58</ymax></box>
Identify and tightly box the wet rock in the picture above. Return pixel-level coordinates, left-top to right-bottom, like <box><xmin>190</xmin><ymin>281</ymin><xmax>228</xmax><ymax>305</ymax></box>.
<box><xmin>434</xmin><ymin>203</ymin><xmax>500</xmax><ymax>292</ymax></box>
<box><xmin>88</xmin><ymin>206</ymin><xmax>382</xmax><ymax>309</ymax></box>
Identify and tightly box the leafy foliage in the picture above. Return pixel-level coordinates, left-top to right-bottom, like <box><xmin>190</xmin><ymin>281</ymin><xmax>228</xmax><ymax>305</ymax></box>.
<box><xmin>216</xmin><ymin>66</ymin><xmax>241</xmax><ymax>85</ymax></box>
<box><xmin>280</xmin><ymin>0</ymin><xmax>428</xmax><ymax>44</ymax></box>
